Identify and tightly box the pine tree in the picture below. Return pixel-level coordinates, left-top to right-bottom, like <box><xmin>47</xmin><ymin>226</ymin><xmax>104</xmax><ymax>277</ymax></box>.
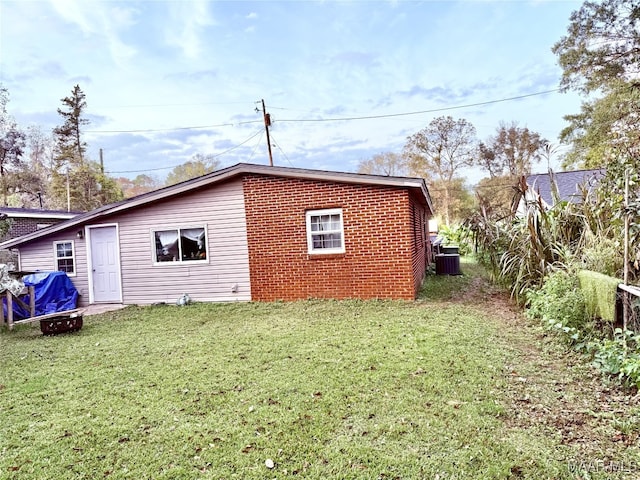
<box><xmin>50</xmin><ymin>85</ymin><xmax>123</xmax><ymax>211</ymax></box>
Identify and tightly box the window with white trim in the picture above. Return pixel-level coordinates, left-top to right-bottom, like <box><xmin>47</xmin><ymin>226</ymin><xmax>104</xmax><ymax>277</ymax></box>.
<box><xmin>153</xmin><ymin>227</ymin><xmax>208</xmax><ymax>263</ymax></box>
<box><xmin>306</xmin><ymin>208</ymin><xmax>345</xmax><ymax>254</ymax></box>
<box><xmin>54</xmin><ymin>240</ymin><xmax>76</xmax><ymax>276</ymax></box>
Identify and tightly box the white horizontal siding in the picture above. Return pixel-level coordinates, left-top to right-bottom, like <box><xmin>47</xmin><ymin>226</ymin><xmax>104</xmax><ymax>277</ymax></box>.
<box><xmin>16</xmin><ymin>234</ymin><xmax>90</xmax><ymax>307</ymax></box>
<box><xmin>12</xmin><ymin>179</ymin><xmax>251</xmax><ymax>306</ymax></box>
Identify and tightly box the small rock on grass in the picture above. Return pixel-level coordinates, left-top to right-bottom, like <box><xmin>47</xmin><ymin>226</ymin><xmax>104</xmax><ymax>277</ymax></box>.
<box><xmin>265</xmin><ymin>458</ymin><xmax>275</xmax><ymax>469</ymax></box>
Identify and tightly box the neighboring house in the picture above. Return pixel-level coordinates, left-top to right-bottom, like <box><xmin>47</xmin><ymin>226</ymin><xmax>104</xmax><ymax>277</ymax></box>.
<box><xmin>0</xmin><ymin>163</ymin><xmax>434</xmax><ymax>306</ymax></box>
<box><xmin>518</xmin><ymin>168</ymin><xmax>605</xmax><ymax>214</ymax></box>
<box><xmin>0</xmin><ymin>207</ymin><xmax>77</xmax><ymax>265</ymax></box>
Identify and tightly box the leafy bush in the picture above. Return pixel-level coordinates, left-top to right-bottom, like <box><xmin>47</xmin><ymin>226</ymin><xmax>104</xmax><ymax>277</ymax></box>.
<box><xmin>591</xmin><ymin>329</ymin><xmax>640</xmax><ymax>388</ymax></box>
<box><xmin>577</xmin><ymin>270</ymin><xmax>620</xmax><ymax>322</ymax></box>
<box><xmin>581</xmin><ymin>236</ymin><xmax>622</xmax><ymax>277</ymax></box>
<box><xmin>527</xmin><ymin>271</ymin><xmax>640</xmax><ymax>388</ymax></box>
<box><xmin>526</xmin><ymin>270</ymin><xmax>588</xmax><ymax>334</ymax></box>
<box><xmin>438</xmin><ymin>223</ymin><xmax>472</xmax><ymax>255</ymax></box>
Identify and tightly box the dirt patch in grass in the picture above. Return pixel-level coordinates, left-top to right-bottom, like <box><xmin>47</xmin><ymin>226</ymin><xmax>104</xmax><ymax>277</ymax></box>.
<box><xmin>429</xmin><ymin>260</ymin><xmax>640</xmax><ymax>477</ymax></box>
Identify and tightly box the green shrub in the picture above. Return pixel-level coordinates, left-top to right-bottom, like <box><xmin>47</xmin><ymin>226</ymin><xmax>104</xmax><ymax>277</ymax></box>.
<box><xmin>577</xmin><ymin>270</ymin><xmax>620</xmax><ymax>323</ymax></box>
<box><xmin>526</xmin><ymin>270</ymin><xmax>588</xmax><ymax>333</ymax></box>
<box><xmin>581</xmin><ymin>237</ymin><xmax>623</xmax><ymax>278</ymax></box>
<box><xmin>438</xmin><ymin>223</ymin><xmax>472</xmax><ymax>256</ymax></box>
<box><xmin>591</xmin><ymin>329</ymin><xmax>640</xmax><ymax>388</ymax></box>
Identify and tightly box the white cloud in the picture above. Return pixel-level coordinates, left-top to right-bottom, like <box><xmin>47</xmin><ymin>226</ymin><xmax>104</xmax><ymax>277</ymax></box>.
<box><xmin>164</xmin><ymin>0</ymin><xmax>216</xmax><ymax>59</ymax></box>
<box><xmin>48</xmin><ymin>0</ymin><xmax>94</xmax><ymax>34</ymax></box>
<box><xmin>48</xmin><ymin>0</ymin><xmax>138</xmax><ymax>64</ymax></box>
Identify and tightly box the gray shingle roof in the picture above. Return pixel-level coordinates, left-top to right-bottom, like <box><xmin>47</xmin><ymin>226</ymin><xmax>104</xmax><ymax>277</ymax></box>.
<box><xmin>526</xmin><ymin>169</ymin><xmax>605</xmax><ymax>206</ymax></box>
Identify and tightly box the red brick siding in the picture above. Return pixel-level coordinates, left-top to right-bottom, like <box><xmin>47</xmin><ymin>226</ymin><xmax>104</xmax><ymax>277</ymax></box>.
<box><xmin>0</xmin><ymin>218</ymin><xmax>57</xmax><ymax>242</ymax></box>
<box><xmin>410</xmin><ymin>193</ymin><xmax>429</xmax><ymax>293</ymax></box>
<box><xmin>0</xmin><ymin>217</ymin><xmax>60</xmax><ymax>265</ymax></box>
<box><xmin>243</xmin><ymin>174</ymin><xmax>420</xmax><ymax>301</ymax></box>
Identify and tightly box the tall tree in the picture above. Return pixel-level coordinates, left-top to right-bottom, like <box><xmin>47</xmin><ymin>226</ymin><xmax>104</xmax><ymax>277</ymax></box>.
<box><xmin>357</xmin><ymin>152</ymin><xmax>408</xmax><ymax>176</ymax></box>
<box><xmin>0</xmin><ymin>86</ymin><xmax>26</xmax><ymax>206</ymax></box>
<box><xmin>51</xmin><ymin>85</ymin><xmax>122</xmax><ymax>211</ymax></box>
<box><xmin>404</xmin><ymin>116</ymin><xmax>477</xmax><ymax>225</ymax></box>
<box><xmin>477</xmin><ymin>123</ymin><xmax>548</xmax><ymax>178</ymax></box>
<box><xmin>429</xmin><ymin>177</ymin><xmax>475</xmax><ymax>225</ymax></box>
<box><xmin>165</xmin><ymin>153</ymin><xmax>220</xmax><ymax>186</ymax></box>
<box><xmin>553</xmin><ymin>0</ymin><xmax>640</xmax><ymax>168</ymax></box>
<box><xmin>560</xmin><ymin>81</ymin><xmax>640</xmax><ymax>169</ymax></box>
<box><xmin>474</xmin><ymin>175</ymin><xmax>519</xmax><ymax>216</ymax></box>
<box><xmin>9</xmin><ymin>125</ymin><xmax>54</xmax><ymax>208</ymax></box>
<box><xmin>553</xmin><ymin>0</ymin><xmax>640</xmax><ymax>94</ymax></box>
<box><xmin>117</xmin><ymin>174</ymin><xmax>162</xmax><ymax>198</ymax></box>
<box><xmin>72</xmin><ymin>161</ymin><xmax>124</xmax><ymax>210</ymax></box>
<box><xmin>53</xmin><ymin>84</ymin><xmax>88</xmax><ymax>165</ymax></box>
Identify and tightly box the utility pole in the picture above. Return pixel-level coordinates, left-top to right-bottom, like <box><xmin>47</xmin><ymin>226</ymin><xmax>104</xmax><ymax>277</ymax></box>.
<box><xmin>66</xmin><ymin>168</ymin><xmax>71</xmax><ymax>212</ymax></box>
<box><xmin>260</xmin><ymin>99</ymin><xmax>274</xmax><ymax>166</ymax></box>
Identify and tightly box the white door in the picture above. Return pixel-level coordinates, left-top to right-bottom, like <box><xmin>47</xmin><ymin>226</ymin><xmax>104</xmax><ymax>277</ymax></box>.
<box><xmin>89</xmin><ymin>226</ymin><xmax>122</xmax><ymax>303</ymax></box>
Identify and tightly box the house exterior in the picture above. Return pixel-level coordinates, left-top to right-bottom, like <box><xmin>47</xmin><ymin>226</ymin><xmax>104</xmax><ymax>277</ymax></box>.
<box><xmin>0</xmin><ymin>207</ymin><xmax>77</xmax><ymax>265</ymax></box>
<box><xmin>0</xmin><ymin>163</ymin><xmax>434</xmax><ymax>306</ymax></box>
<box><xmin>519</xmin><ymin>169</ymin><xmax>605</xmax><ymax>213</ymax></box>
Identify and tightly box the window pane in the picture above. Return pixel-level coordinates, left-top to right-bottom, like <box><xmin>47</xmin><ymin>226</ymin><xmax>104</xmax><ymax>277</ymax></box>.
<box><xmin>180</xmin><ymin>228</ymin><xmax>206</xmax><ymax>261</ymax></box>
<box><xmin>57</xmin><ymin>258</ymin><xmax>74</xmax><ymax>273</ymax></box>
<box><xmin>312</xmin><ymin>233</ymin><xmax>342</xmax><ymax>249</ymax></box>
<box><xmin>56</xmin><ymin>242</ymin><xmax>72</xmax><ymax>257</ymax></box>
<box><xmin>311</xmin><ymin>214</ymin><xmax>341</xmax><ymax>232</ymax></box>
<box><xmin>155</xmin><ymin>230</ymin><xmax>179</xmax><ymax>262</ymax></box>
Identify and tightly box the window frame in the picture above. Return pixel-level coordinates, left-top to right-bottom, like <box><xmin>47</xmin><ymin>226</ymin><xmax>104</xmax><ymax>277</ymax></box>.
<box><xmin>151</xmin><ymin>225</ymin><xmax>209</xmax><ymax>265</ymax></box>
<box><xmin>305</xmin><ymin>208</ymin><xmax>345</xmax><ymax>255</ymax></box>
<box><xmin>53</xmin><ymin>240</ymin><xmax>76</xmax><ymax>277</ymax></box>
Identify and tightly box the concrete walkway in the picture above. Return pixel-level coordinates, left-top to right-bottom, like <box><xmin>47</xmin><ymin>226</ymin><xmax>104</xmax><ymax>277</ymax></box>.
<box><xmin>82</xmin><ymin>304</ymin><xmax>127</xmax><ymax>316</ymax></box>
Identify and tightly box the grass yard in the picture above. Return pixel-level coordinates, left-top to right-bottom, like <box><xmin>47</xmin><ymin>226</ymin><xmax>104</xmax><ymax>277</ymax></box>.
<box><xmin>1</xmin><ymin>259</ymin><xmax>639</xmax><ymax>479</ymax></box>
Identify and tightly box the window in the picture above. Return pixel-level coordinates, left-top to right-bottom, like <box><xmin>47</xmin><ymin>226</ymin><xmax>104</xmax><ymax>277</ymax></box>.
<box><xmin>54</xmin><ymin>240</ymin><xmax>76</xmax><ymax>275</ymax></box>
<box><xmin>153</xmin><ymin>227</ymin><xmax>207</xmax><ymax>263</ymax></box>
<box><xmin>306</xmin><ymin>208</ymin><xmax>345</xmax><ymax>254</ymax></box>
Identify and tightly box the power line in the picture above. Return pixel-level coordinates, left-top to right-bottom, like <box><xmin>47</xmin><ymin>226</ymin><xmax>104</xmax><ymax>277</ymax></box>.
<box><xmin>86</xmin><ymin>119</ymin><xmax>261</xmax><ymax>134</ymax></box>
<box><xmin>269</xmin><ymin>133</ymin><xmax>294</xmax><ymax>167</ymax></box>
<box><xmin>105</xmin><ymin>127</ymin><xmax>264</xmax><ymax>174</ymax></box>
<box><xmin>276</xmin><ymin>89</ymin><xmax>563</xmax><ymax>123</ymax></box>
<box><xmin>247</xmin><ymin>130</ymin><xmax>265</xmax><ymax>163</ymax></box>
<box><xmin>84</xmin><ymin>88</ymin><xmax>562</xmax><ymax>134</ymax></box>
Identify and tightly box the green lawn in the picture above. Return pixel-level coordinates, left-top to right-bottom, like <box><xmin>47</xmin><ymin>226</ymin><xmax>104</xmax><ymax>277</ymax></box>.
<box><xmin>1</xmin><ymin>260</ymin><xmax>638</xmax><ymax>479</ymax></box>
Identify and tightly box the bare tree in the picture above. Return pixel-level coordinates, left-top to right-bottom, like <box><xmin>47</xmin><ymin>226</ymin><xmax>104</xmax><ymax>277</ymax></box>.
<box><xmin>404</xmin><ymin>116</ymin><xmax>477</xmax><ymax>225</ymax></box>
<box><xmin>478</xmin><ymin>122</ymin><xmax>548</xmax><ymax>178</ymax></box>
<box><xmin>357</xmin><ymin>152</ymin><xmax>408</xmax><ymax>176</ymax></box>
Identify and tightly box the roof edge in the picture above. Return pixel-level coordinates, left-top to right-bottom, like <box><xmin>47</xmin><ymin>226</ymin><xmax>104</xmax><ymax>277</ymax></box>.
<box><xmin>0</xmin><ymin>163</ymin><xmax>434</xmax><ymax>249</ymax></box>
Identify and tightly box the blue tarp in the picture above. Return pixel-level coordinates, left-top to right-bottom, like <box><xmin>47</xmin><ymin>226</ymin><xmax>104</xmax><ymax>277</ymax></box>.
<box><xmin>5</xmin><ymin>271</ymin><xmax>78</xmax><ymax>320</ymax></box>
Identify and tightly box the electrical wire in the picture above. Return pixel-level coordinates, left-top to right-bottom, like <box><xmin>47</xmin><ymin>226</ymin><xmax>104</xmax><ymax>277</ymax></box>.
<box><xmin>86</xmin><ymin>119</ymin><xmax>261</xmax><ymax>134</ymax></box>
<box><xmin>247</xmin><ymin>130</ymin><xmax>265</xmax><ymax>163</ymax></box>
<box><xmin>105</xmin><ymin>127</ymin><xmax>264</xmax><ymax>174</ymax></box>
<box><xmin>275</xmin><ymin>89</ymin><xmax>563</xmax><ymax>123</ymax></box>
<box><xmin>269</xmin><ymin>134</ymin><xmax>294</xmax><ymax>166</ymax></box>
<box><xmin>85</xmin><ymin>88</ymin><xmax>562</xmax><ymax>134</ymax></box>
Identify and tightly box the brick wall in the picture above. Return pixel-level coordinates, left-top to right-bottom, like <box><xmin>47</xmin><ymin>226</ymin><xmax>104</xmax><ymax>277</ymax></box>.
<box><xmin>410</xmin><ymin>194</ymin><xmax>430</xmax><ymax>294</ymax></box>
<box><xmin>0</xmin><ymin>218</ymin><xmax>57</xmax><ymax>266</ymax></box>
<box><xmin>0</xmin><ymin>218</ymin><xmax>55</xmax><ymax>242</ymax></box>
<box><xmin>243</xmin><ymin>174</ymin><xmax>421</xmax><ymax>301</ymax></box>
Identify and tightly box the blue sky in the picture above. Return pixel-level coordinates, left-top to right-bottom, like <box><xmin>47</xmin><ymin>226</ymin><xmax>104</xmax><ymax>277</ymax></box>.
<box><xmin>1</xmin><ymin>0</ymin><xmax>583</xmax><ymax>184</ymax></box>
